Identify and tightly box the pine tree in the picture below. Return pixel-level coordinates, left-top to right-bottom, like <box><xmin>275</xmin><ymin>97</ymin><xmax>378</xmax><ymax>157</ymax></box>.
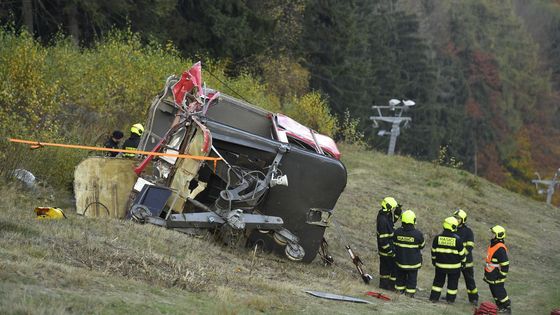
<box><xmin>300</xmin><ymin>0</ymin><xmax>371</xmax><ymax>116</ymax></box>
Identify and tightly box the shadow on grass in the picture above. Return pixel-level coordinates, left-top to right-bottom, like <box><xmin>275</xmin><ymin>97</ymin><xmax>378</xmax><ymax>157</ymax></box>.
<box><xmin>0</xmin><ymin>220</ymin><xmax>39</xmax><ymax>237</ymax></box>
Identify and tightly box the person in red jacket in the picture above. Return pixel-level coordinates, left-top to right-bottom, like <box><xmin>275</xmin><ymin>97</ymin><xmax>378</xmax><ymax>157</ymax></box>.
<box><xmin>484</xmin><ymin>225</ymin><xmax>511</xmax><ymax>314</ymax></box>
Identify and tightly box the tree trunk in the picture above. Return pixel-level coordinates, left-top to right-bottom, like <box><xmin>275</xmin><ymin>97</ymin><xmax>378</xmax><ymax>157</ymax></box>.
<box><xmin>66</xmin><ymin>2</ymin><xmax>80</xmax><ymax>44</ymax></box>
<box><xmin>22</xmin><ymin>0</ymin><xmax>34</xmax><ymax>34</ymax></box>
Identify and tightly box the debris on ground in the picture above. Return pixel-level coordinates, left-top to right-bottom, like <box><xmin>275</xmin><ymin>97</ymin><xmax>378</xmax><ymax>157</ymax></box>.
<box><xmin>305</xmin><ymin>290</ymin><xmax>374</xmax><ymax>304</ymax></box>
<box><xmin>35</xmin><ymin>207</ymin><xmax>66</xmax><ymax>219</ymax></box>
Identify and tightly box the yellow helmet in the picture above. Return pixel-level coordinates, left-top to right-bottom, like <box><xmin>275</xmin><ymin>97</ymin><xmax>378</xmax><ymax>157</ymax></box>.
<box><xmin>131</xmin><ymin>123</ymin><xmax>144</xmax><ymax>136</ymax></box>
<box><xmin>35</xmin><ymin>207</ymin><xmax>66</xmax><ymax>219</ymax></box>
<box><xmin>380</xmin><ymin>197</ymin><xmax>398</xmax><ymax>212</ymax></box>
<box><xmin>442</xmin><ymin>216</ymin><xmax>459</xmax><ymax>232</ymax></box>
<box><xmin>491</xmin><ymin>225</ymin><xmax>506</xmax><ymax>240</ymax></box>
<box><xmin>453</xmin><ymin>209</ymin><xmax>467</xmax><ymax>224</ymax></box>
<box><xmin>401</xmin><ymin>210</ymin><xmax>416</xmax><ymax>225</ymax></box>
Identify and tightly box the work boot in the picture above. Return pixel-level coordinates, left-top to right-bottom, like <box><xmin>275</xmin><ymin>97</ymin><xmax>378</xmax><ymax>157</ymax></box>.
<box><xmin>497</xmin><ymin>306</ymin><xmax>511</xmax><ymax>314</ymax></box>
<box><xmin>429</xmin><ymin>292</ymin><xmax>441</xmax><ymax>303</ymax></box>
<box><xmin>470</xmin><ymin>299</ymin><xmax>479</xmax><ymax>306</ymax></box>
<box><xmin>442</xmin><ymin>295</ymin><xmax>456</xmax><ymax>304</ymax></box>
<box><xmin>497</xmin><ymin>301</ymin><xmax>511</xmax><ymax>313</ymax></box>
<box><xmin>404</xmin><ymin>292</ymin><xmax>414</xmax><ymax>298</ymax></box>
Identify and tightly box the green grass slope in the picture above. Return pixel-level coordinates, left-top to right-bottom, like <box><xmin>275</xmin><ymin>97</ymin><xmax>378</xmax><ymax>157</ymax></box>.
<box><xmin>1</xmin><ymin>145</ymin><xmax>559</xmax><ymax>314</ymax></box>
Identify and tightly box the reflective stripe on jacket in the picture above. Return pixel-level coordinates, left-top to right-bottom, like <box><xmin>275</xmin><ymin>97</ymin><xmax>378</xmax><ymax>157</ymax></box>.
<box><xmin>393</xmin><ymin>224</ymin><xmax>425</xmax><ymax>269</ymax></box>
<box><xmin>376</xmin><ymin>210</ymin><xmax>395</xmax><ymax>256</ymax></box>
<box><xmin>431</xmin><ymin>230</ymin><xmax>466</xmax><ymax>271</ymax></box>
<box><xmin>456</xmin><ymin>224</ymin><xmax>475</xmax><ymax>265</ymax></box>
<box><xmin>122</xmin><ymin>134</ymin><xmax>141</xmax><ymax>157</ymax></box>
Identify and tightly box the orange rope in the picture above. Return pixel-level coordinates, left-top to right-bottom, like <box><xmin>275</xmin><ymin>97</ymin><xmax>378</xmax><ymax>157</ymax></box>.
<box><xmin>8</xmin><ymin>138</ymin><xmax>222</xmax><ymax>162</ymax></box>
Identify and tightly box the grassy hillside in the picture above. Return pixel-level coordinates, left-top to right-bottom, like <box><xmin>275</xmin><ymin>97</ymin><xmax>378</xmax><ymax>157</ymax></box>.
<box><xmin>1</xmin><ymin>145</ymin><xmax>559</xmax><ymax>314</ymax></box>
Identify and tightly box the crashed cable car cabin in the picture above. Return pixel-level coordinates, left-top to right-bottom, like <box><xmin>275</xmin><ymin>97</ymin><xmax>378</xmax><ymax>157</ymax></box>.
<box><xmin>74</xmin><ymin>63</ymin><xmax>347</xmax><ymax>263</ymax></box>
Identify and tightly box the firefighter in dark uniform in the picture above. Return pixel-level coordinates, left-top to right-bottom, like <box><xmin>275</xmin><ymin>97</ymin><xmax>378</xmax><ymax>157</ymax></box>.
<box><xmin>122</xmin><ymin>123</ymin><xmax>144</xmax><ymax>157</ymax></box>
<box><xmin>429</xmin><ymin>216</ymin><xmax>466</xmax><ymax>303</ymax></box>
<box><xmin>103</xmin><ymin>130</ymin><xmax>124</xmax><ymax>157</ymax></box>
<box><xmin>484</xmin><ymin>225</ymin><xmax>511</xmax><ymax>313</ymax></box>
<box><xmin>376</xmin><ymin>196</ymin><xmax>402</xmax><ymax>290</ymax></box>
<box><xmin>453</xmin><ymin>209</ymin><xmax>479</xmax><ymax>305</ymax></box>
<box><xmin>393</xmin><ymin>210</ymin><xmax>424</xmax><ymax>297</ymax></box>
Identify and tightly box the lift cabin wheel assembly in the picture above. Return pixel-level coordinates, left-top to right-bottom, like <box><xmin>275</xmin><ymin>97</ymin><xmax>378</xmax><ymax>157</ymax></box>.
<box><xmin>285</xmin><ymin>242</ymin><xmax>305</xmax><ymax>261</ymax></box>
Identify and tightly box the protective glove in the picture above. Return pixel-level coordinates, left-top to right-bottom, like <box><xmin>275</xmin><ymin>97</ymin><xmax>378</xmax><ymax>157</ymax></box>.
<box><xmin>393</xmin><ymin>204</ymin><xmax>403</xmax><ymax>222</ymax></box>
<box><xmin>394</xmin><ymin>204</ymin><xmax>402</xmax><ymax>217</ymax></box>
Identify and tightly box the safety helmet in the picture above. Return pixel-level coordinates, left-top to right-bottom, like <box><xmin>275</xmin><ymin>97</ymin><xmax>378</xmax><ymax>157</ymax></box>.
<box><xmin>453</xmin><ymin>209</ymin><xmax>467</xmax><ymax>224</ymax></box>
<box><xmin>35</xmin><ymin>207</ymin><xmax>66</xmax><ymax>219</ymax></box>
<box><xmin>130</xmin><ymin>123</ymin><xmax>144</xmax><ymax>136</ymax></box>
<box><xmin>442</xmin><ymin>216</ymin><xmax>459</xmax><ymax>232</ymax></box>
<box><xmin>380</xmin><ymin>197</ymin><xmax>398</xmax><ymax>212</ymax></box>
<box><xmin>401</xmin><ymin>210</ymin><xmax>416</xmax><ymax>225</ymax></box>
<box><xmin>490</xmin><ymin>225</ymin><xmax>506</xmax><ymax>240</ymax></box>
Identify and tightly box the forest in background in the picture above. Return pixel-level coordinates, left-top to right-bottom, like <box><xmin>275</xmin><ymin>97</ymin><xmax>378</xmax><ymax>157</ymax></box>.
<box><xmin>1</xmin><ymin>0</ymin><xmax>559</xmax><ymax>204</ymax></box>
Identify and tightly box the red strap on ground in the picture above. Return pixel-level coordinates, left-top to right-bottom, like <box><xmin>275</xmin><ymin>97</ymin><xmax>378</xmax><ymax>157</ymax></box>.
<box><xmin>365</xmin><ymin>291</ymin><xmax>391</xmax><ymax>301</ymax></box>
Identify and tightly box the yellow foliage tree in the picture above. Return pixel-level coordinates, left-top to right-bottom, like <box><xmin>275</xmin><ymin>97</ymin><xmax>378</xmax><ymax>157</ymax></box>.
<box><xmin>285</xmin><ymin>92</ymin><xmax>337</xmax><ymax>137</ymax></box>
<box><xmin>259</xmin><ymin>55</ymin><xmax>310</xmax><ymax>106</ymax></box>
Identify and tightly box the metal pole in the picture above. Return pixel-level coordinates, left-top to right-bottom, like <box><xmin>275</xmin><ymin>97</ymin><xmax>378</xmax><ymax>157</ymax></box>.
<box><xmin>546</xmin><ymin>186</ymin><xmax>553</xmax><ymax>205</ymax></box>
<box><xmin>387</xmin><ymin>122</ymin><xmax>400</xmax><ymax>155</ymax></box>
<box><xmin>371</xmin><ymin>99</ymin><xmax>414</xmax><ymax>156</ymax></box>
<box><xmin>546</xmin><ymin>171</ymin><xmax>559</xmax><ymax>205</ymax></box>
<box><xmin>531</xmin><ymin>169</ymin><xmax>559</xmax><ymax>206</ymax></box>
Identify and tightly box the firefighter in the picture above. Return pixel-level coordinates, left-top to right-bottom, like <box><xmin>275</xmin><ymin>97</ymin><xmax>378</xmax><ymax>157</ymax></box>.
<box><xmin>429</xmin><ymin>216</ymin><xmax>466</xmax><ymax>304</ymax></box>
<box><xmin>393</xmin><ymin>210</ymin><xmax>424</xmax><ymax>297</ymax></box>
<box><xmin>453</xmin><ymin>209</ymin><xmax>479</xmax><ymax>305</ymax></box>
<box><xmin>376</xmin><ymin>196</ymin><xmax>402</xmax><ymax>290</ymax></box>
<box><xmin>484</xmin><ymin>225</ymin><xmax>511</xmax><ymax>313</ymax></box>
<box><xmin>122</xmin><ymin>123</ymin><xmax>144</xmax><ymax>157</ymax></box>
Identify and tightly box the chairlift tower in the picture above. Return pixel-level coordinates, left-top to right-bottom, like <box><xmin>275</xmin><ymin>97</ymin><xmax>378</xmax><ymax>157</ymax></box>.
<box><xmin>532</xmin><ymin>168</ymin><xmax>560</xmax><ymax>205</ymax></box>
<box><xmin>369</xmin><ymin>99</ymin><xmax>415</xmax><ymax>155</ymax></box>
